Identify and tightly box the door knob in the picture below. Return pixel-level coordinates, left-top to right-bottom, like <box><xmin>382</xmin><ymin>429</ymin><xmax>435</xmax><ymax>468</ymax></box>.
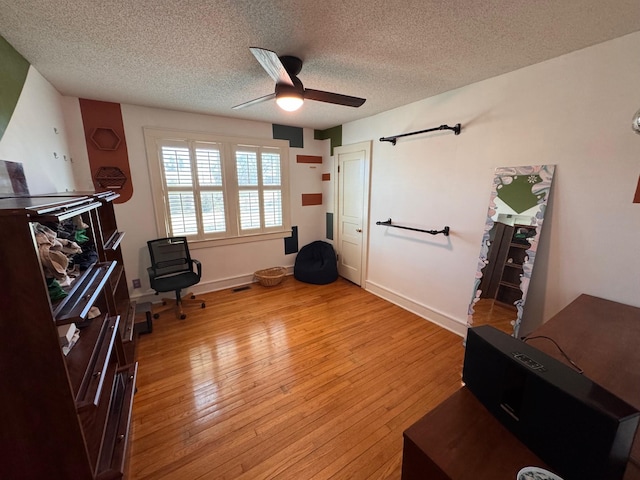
<box><xmin>356</xmin><ymin>228</ymin><xmax>362</xmax><ymax>232</ymax></box>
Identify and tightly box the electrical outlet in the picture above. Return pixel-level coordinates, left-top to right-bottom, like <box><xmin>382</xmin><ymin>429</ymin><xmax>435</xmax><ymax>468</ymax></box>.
<box><xmin>132</xmin><ymin>279</ymin><xmax>141</xmax><ymax>289</ymax></box>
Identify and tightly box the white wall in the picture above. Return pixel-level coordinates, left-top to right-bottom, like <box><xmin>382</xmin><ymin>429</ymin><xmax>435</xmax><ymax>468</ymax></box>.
<box><xmin>6</xmin><ymin>33</ymin><xmax>638</xmax><ymax>335</ymax></box>
<box><xmin>340</xmin><ymin>31</ymin><xmax>640</xmax><ymax>335</ymax></box>
<box><xmin>63</xmin><ymin>103</ymin><xmax>330</xmax><ymax>299</ymax></box>
<box><xmin>0</xmin><ymin>67</ymin><xmax>76</xmax><ymax>194</ymax></box>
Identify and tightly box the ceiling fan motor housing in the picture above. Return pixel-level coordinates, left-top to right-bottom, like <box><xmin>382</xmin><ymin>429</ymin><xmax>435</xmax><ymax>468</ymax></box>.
<box><xmin>279</xmin><ymin>55</ymin><xmax>303</xmax><ymax>76</ymax></box>
<box><xmin>275</xmin><ymin>79</ymin><xmax>304</xmax><ymax>97</ymax></box>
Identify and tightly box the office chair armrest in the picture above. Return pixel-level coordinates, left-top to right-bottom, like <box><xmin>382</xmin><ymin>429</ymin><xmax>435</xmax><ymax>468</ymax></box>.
<box><xmin>191</xmin><ymin>259</ymin><xmax>202</xmax><ymax>277</ymax></box>
<box><xmin>147</xmin><ymin>265</ymin><xmax>157</xmax><ymax>280</ymax></box>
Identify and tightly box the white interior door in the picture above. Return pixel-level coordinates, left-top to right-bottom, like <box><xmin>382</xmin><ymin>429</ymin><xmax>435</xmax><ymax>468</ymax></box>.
<box><xmin>336</xmin><ymin>142</ymin><xmax>371</xmax><ymax>286</ymax></box>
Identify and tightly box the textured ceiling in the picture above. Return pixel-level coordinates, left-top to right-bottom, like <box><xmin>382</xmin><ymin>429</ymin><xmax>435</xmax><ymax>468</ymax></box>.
<box><xmin>1</xmin><ymin>0</ymin><xmax>639</xmax><ymax>130</ymax></box>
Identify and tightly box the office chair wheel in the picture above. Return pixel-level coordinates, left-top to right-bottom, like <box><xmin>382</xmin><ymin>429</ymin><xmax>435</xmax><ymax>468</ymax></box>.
<box><xmin>191</xmin><ymin>294</ymin><xmax>196</xmax><ymax>299</ymax></box>
<box><xmin>201</xmin><ymin>302</ymin><xmax>206</xmax><ymax>308</ymax></box>
<box><xmin>180</xmin><ymin>314</ymin><xmax>186</xmax><ymax>320</ymax></box>
<box><xmin>162</xmin><ymin>300</ymin><xmax>167</xmax><ymax>306</ymax></box>
<box><xmin>153</xmin><ymin>313</ymin><xmax>159</xmax><ymax>319</ymax></box>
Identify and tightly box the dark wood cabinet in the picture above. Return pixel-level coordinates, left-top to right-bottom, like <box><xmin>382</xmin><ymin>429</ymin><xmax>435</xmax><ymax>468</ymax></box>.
<box><xmin>401</xmin><ymin>294</ymin><xmax>640</xmax><ymax>480</ymax></box>
<box><xmin>0</xmin><ymin>192</ymin><xmax>137</xmax><ymax>479</ymax></box>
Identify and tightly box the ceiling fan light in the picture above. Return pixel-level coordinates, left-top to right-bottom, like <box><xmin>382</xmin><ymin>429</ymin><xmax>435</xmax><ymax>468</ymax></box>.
<box><xmin>276</xmin><ymin>92</ymin><xmax>304</xmax><ymax>112</ymax></box>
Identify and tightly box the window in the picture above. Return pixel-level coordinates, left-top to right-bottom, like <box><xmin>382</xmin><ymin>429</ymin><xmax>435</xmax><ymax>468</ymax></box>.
<box><xmin>144</xmin><ymin>128</ymin><xmax>291</xmax><ymax>245</ymax></box>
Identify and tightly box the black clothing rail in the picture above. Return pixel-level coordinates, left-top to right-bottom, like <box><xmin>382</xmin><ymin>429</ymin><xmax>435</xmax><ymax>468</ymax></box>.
<box><xmin>379</xmin><ymin>123</ymin><xmax>461</xmax><ymax>145</ymax></box>
<box><xmin>376</xmin><ymin>219</ymin><xmax>450</xmax><ymax>236</ymax></box>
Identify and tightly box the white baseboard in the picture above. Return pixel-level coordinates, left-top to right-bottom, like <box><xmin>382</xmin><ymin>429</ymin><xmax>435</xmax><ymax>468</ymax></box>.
<box><xmin>131</xmin><ymin>267</ymin><xmax>294</xmax><ymax>304</ymax></box>
<box><xmin>130</xmin><ymin>271</ymin><xmax>466</xmax><ymax>339</ymax></box>
<box><xmin>365</xmin><ymin>280</ymin><xmax>467</xmax><ymax>338</ymax></box>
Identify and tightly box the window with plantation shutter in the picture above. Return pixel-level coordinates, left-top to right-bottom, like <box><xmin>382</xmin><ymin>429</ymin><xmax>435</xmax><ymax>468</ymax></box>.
<box><xmin>144</xmin><ymin>128</ymin><xmax>291</xmax><ymax>246</ymax></box>
<box><xmin>234</xmin><ymin>145</ymin><xmax>284</xmax><ymax>233</ymax></box>
<box><xmin>167</xmin><ymin>191</ymin><xmax>197</xmax><ymax>235</ymax></box>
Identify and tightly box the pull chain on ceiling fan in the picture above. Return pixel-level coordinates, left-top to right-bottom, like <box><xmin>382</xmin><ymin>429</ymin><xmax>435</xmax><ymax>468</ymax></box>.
<box><xmin>232</xmin><ymin>47</ymin><xmax>366</xmax><ymax>112</ymax></box>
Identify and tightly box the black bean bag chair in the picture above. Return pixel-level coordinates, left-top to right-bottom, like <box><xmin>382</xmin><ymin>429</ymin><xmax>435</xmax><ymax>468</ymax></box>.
<box><xmin>294</xmin><ymin>241</ymin><xmax>338</xmax><ymax>285</ymax></box>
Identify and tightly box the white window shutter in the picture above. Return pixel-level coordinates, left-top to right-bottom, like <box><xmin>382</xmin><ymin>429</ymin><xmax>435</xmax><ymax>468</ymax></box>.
<box><xmin>167</xmin><ymin>192</ymin><xmax>198</xmax><ymax>235</ymax></box>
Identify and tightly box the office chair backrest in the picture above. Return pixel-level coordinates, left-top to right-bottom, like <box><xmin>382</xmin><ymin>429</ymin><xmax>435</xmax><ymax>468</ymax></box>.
<box><xmin>147</xmin><ymin>237</ymin><xmax>192</xmax><ymax>277</ymax></box>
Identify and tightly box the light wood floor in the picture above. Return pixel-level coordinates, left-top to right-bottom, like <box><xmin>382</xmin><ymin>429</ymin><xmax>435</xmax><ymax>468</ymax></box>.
<box><xmin>128</xmin><ymin>277</ymin><xmax>465</xmax><ymax>480</ymax></box>
<box><xmin>469</xmin><ymin>298</ymin><xmax>518</xmax><ymax>334</ymax></box>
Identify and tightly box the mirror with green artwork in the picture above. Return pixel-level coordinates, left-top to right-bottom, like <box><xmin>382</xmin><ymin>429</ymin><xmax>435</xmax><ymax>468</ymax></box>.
<box><xmin>468</xmin><ymin>165</ymin><xmax>555</xmax><ymax>337</ymax></box>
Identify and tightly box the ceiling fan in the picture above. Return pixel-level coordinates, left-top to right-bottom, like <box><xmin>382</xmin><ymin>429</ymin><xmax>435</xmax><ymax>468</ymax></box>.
<box><xmin>232</xmin><ymin>47</ymin><xmax>366</xmax><ymax>112</ymax></box>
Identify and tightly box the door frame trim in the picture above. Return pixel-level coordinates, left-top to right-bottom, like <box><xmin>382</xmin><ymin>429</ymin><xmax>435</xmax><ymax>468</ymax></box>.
<box><xmin>334</xmin><ymin>141</ymin><xmax>372</xmax><ymax>288</ymax></box>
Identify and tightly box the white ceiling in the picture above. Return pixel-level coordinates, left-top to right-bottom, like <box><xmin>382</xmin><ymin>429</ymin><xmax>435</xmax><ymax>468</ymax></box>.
<box><xmin>1</xmin><ymin>0</ymin><xmax>639</xmax><ymax>130</ymax></box>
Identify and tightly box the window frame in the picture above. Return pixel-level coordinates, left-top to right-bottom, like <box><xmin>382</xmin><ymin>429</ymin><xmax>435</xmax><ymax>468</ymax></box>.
<box><xmin>144</xmin><ymin>127</ymin><xmax>291</xmax><ymax>247</ymax></box>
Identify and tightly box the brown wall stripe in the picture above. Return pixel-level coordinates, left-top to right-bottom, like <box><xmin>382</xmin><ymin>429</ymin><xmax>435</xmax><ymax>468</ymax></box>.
<box><xmin>297</xmin><ymin>155</ymin><xmax>322</xmax><ymax>164</ymax></box>
<box><xmin>302</xmin><ymin>193</ymin><xmax>322</xmax><ymax>206</ymax></box>
<box><xmin>322</xmin><ymin>173</ymin><xmax>330</xmax><ymax>181</ymax></box>
<box><xmin>79</xmin><ymin>99</ymin><xmax>132</xmax><ymax>203</ymax></box>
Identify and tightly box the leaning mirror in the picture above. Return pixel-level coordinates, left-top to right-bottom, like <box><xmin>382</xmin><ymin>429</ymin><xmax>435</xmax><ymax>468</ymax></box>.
<box><xmin>468</xmin><ymin>165</ymin><xmax>555</xmax><ymax>337</ymax></box>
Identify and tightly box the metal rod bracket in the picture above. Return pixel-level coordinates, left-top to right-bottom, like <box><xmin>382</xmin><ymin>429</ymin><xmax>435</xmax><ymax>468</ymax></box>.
<box><xmin>379</xmin><ymin>123</ymin><xmax>461</xmax><ymax>145</ymax></box>
<box><xmin>376</xmin><ymin>218</ymin><xmax>450</xmax><ymax>236</ymax></box>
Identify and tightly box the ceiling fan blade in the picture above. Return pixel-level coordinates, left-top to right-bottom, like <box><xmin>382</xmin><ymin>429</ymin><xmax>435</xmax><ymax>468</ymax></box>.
<box><xmin>232</xmin><ymin>93</ymin><xmax>276</xmax><ymax>110</ymax></box>
<box><xmin>304</xmin><ymin>89</ymin><xmax>366</xmax><ymax>107</ymax></box>
<box><xmin>249</xmin><ymin>47</ymin><xmax>294</xmax><ymax>86</ymax></box>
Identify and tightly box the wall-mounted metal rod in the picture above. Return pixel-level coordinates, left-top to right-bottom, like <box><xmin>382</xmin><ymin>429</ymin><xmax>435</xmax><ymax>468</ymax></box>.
<box><xmin>376</xmin><ymin>219</ymin><xmax>450</xmax><ymax>236</ymax></box>
<box><xmin>379</xmin><ymin>123</ymin><xmax>461</xmax><ymax>145</ymax></box>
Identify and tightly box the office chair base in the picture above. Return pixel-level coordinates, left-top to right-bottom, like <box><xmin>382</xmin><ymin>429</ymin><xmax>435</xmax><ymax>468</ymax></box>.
<box><xmin>152</xmin><ymin>292</ymin><xmax>206</xmax><ymax>320</ymax></box>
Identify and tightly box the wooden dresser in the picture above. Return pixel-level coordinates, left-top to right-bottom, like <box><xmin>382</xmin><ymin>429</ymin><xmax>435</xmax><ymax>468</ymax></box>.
<box><xmin>401</xmin><ymin>294</ymin><xmax>640</xmax><ymax>480</ymax></box>
<box><xmin>0</xmin><ymin>192</ymin><xmax>137</xmax><ymax>479</ymax></box>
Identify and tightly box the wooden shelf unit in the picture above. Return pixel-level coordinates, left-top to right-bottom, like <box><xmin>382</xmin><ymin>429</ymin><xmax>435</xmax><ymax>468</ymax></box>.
<box><xmin>0</xmin><ymin>192</ymin><xmax>137</xmax><ymax>479</ymax></box>
<box><xmin>479</xmin><ymin>223</ymin><xmax>537</xmax><ymax>309</ymax></box>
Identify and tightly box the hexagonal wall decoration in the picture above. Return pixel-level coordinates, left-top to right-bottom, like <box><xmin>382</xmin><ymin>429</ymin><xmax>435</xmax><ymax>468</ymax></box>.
<box><xmin>90</xmin><ymin>127</ymin><xmax>121</xmax><ymax>151</ymax></box>
<box><xmin>94</xmin><ymin>166</ymin><xmax>127</xmax><ymax>189</ymax></box>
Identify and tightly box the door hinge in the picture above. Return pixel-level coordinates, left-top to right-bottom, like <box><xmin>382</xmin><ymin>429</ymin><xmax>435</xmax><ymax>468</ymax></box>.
<box><xmin>338</xmin><ymin>165</ymin><xmax>340</xmax><ymax>173</ymax></box>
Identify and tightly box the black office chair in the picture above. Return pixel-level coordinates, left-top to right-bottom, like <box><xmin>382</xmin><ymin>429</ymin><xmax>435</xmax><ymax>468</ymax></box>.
<box><xmin>147</xmin><ymin>237</ymin><xmax>205</xmax><ymax>320</ymax></box>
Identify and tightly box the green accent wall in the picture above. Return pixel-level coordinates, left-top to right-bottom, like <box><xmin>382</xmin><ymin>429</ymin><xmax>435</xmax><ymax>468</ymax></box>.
<box><xmin>314</xmin><ymin>125</ymin><xmax>342</xmax><ymax>155</ymax></box>
<box><xmin>0</xmin><ymin>35</ymin><xmax>30</xmax><ymax>142</ymax></box>
<box><xmin>272</xmin><ymin>124</ymin><xmax>304</xmax><ymax>148</ymax></box>
<box><xmin>326</xmin><ymin>212</ymin><xmax>334</xmax><ymax>240</ymax></box>
<box><xmin>284</xmin><ymin>226</ymin><xmax>299</xmax><ymax>254</ymax></box>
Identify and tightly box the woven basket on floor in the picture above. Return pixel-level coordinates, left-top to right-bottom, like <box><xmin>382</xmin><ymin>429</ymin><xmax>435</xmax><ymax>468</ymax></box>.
<box><xmin>254</xmin><ymin>267</ymin><xmax>287</xmax><ymax>287</ymax></box>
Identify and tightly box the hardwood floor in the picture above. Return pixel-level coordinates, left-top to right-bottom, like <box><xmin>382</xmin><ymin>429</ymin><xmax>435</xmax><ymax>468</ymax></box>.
<box><xmin>469</xmin><ymin>298</ymin><xmax>518</xmax><ymax>334</ymax></box>
<box><xmin>128</xmin><ymin>277</ymin><xmax>465</xmax><ymax>480</ymax></box>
